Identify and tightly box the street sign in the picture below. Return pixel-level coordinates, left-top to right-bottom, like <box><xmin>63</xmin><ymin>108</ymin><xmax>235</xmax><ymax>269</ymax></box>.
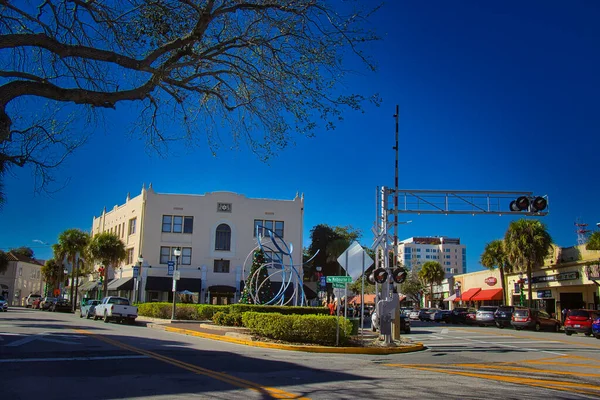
<box><xmin>332</xmin><ymin>282</ymin><xmax>346</xmax><ymax>289</ymax></box>
<box><xmin>326</xmin><ymin>276</ymin><xmax>352</xmax><ymax>283</ymax></box>
<box><xmin>337</xmin><ymin>241</ymin><xmax>374</xmax><ymax>281</ymax></box>
<box><xmin>132</xmin><ymin>266</ymin><xmax>140</xmax><ymax>279</ymax></box>
<box><xmin>319</xmin><ymin>276</ymin><xmax>326</xmax><ymax>288</ymax></box>
<box><xmin>174</xmin><ymin>270</ymin><xmax>181</xmax><ymax>281</ymax></box>
<box><xmin>167</xmin><ymin>261</ymin><xmax>175</xmax><ymax>276</ymax></box>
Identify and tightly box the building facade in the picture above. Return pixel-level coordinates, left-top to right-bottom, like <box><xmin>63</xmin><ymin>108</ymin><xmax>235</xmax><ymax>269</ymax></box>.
<box><xmin>0</xmin><ymin>253</ymin><xmax>44</xmax><ymax>306</ymax></box>
<box><xmin>398</xmin><ymin>236</ymin><xmax>467</xmax><ymax>277</ymax></box>
<box><xmin>90</xmin><ymin>185</ymin><xmax>305</xmax><ymax>305</ymax></box>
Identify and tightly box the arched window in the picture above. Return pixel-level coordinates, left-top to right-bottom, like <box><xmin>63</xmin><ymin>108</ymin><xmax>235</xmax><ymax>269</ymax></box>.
<box><xmin>215</xmin><ymin>224</ymin><xmax>231</xmax><ymax>251</ymax></box>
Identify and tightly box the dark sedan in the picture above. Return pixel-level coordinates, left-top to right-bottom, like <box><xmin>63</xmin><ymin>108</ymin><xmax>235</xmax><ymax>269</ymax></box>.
<box><xmin>51</xmin><ymin>298</ymin><xmax>72</xmax><ymax>313</ymax></box>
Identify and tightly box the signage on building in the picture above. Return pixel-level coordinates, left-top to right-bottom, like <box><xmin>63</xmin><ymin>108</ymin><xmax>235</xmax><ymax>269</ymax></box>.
<box><xmin>586</xmin><ymin>264</ymin><xmax>600</xmax><ymax>280</ymax></box>
<box><xmin>530</xmin><ymin>271</ymin><xmax>579</xmax><ymax>284</ymax></box>
<box><xmin>484</xmin><ymin>277</ymin><xmax>497</xmax><ymax>286</ymax></box>
<box><xmin>537</xmin><ymin>290</ymin><xmax>552</xmax><ymax>298</ymax></box>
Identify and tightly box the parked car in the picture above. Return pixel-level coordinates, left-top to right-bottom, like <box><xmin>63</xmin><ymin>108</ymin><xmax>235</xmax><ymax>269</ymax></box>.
<box><xmin>476</xmin><ymin>306</ymin><xmax>499</xmax><ymax>327</ymax></box>
<box><xmin>40</xmin><ymin>297</ymin><xmax>57</xmax><ymax>310</ymax></box>
<box><xmin>494</xmin><ymin>306</ymin><xmax>516</xmax><ymax>328</ymax></box>
<box><xmin>51</xmin><ymin>298</ymin><xmax>72</xmax><ymax>312</ymax></box>
<box><xmin>31</xmin><ymin>297</ymin><xmax>43</xmax><ymax>309</ymax></box>
<box><xmin>511</xmin><ymin>308</ymin><xmax>561</xmax><ymax>332</ymax></box>
<box><xmin>419</xmin><ymin>309</ymin><xmax>434</xmax><ymax>321</ymax></box>
<box><xmin>80</xmin><ymin>299</ymin><xmax>101</xmax><ymax>319</ymax></box>
<box><xmin>465</xmin><ymin>309</ymin><xmax>477</xmax><ymax>325</ymax></box>
<box><xmin>94</xmin><ymin>296</ymin><xmax>138</xmax><ymax>324</ymax></box>
<box><xmin>0</xmin><ymin>295</ymin><xmax>7</xmax><ymax>312</ymax></box>
<box><xmin>25</xmin><ymin>294</ymin><xmax>42</xmax><ymax>308</ymax></box>
<box><xmin>592</xmin><ymin>315</ymin><xmax>600</xmax><ymax>339</ymax></box>
<box><xmin>564</xmin><ymin>309</ymin><xmax>599</xmax><ymax>336</ymax></box>
<box><xmin>433</xmin><ymin>310</ymin><xmax>452</xmax><ymax>323</ymax></box>
<box><xmin>450</xmin><ymin>307</ymin><xmax>476</xmax><ymax>324</ymax></box>
<box><xmin>409</xmin><ymin>310</ymin><xmax>420</xmax><ymax>320</ymax></box>
<box><xmin>371</xmin><ymin>310</ymin><xmax>410</xmax><ymax>334</ymax></box>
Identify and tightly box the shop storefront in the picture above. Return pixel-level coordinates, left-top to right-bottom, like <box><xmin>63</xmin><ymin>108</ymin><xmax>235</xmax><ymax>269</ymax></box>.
<box><xmin>452</xmin><ymin>269</ymin><xmax>504</xmax><ymax>308</ymax></box>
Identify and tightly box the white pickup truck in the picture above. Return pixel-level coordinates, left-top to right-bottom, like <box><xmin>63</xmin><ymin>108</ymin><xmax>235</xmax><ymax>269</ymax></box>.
<box><xmin>93</xmin><ymin>296</ymin><xmax>138</xmax><ymax>324</ymax></box>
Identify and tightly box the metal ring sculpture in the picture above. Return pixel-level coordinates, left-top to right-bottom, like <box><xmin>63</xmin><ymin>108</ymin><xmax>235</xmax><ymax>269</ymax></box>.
<box><xmin>242</xmin><ymin>225</ymin><xmax>318</xmax><ymax>306</ymax></box>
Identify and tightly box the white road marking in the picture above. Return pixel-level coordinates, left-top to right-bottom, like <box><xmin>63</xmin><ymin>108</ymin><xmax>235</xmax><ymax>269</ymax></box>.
<box><xmin>440</xmin><ymin>328</ymin><xmax>449</xmax><ymax>334</ymax></box>
<box><xmin>0</xmin><ymin>355</ymin><xmax>149</xmax><ymax>363</ymax></box>
<box><xmin>5</xmin><ymin>332</ymin><xmax>79</xmax><ymax>347</ymax></box>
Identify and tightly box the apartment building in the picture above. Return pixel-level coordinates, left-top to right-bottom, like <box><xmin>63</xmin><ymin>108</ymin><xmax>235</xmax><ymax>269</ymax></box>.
<box><xmin>398</xmin><ymin>236</ymin><xmax>467</xmax><ymax>277</ymax></box>
<box><xmin>90</xmin><ymin>184</ymin><xmax>305</xmax><ymax>305</ymax></box>
<box><xmin>0</xmin><ymin>252</ymin><xmax>44</xmax><ymax>306</ymax></box>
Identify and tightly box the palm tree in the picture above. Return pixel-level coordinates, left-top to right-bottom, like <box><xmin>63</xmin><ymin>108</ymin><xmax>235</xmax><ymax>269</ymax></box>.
<box><xmin>0</xmin><ymin>250</ymin><xmax>8</xmax><ymax>274</ymax></box>
<box><xmin>480</xmin><ymin>239</ymin><xmax>512</xmax><ymax>305</ymax></box>
<box><xmin>418</xmin><ymin>261</ymin><xmax>445</xmax><ymax>308</ymax></box>
<box><xmin>57</xmin><ymin>229</ymin><xmax>90</xmax><ymax>310</ymax></box>
<box><xmin>52</xmin><ymin>243</ymin><xmax>68</xmax><ymax>296</ymax></box>
<box><xmin>504</xmin><ymin>219</ymin><xmax>552</xmax><ymax>308</ymax></box>
<box><xmin>87</xmin><ymin>232</ymin><xmax>127</xmax><ymax>297</ymax></box>
<box><xmin>41</xmin><ymin>259</ymin><xmax>62</xmax><ymax>295</ymax></box>
<box><xmin>586</xmin><ymin>231</ymin><xmax>600</xmax><ymax>250</ymax></box>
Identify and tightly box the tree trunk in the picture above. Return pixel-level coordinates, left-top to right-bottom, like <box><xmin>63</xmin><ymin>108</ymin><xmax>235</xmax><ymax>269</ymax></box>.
<box><xmin>68</xmin><ymin>256</ymin><xmax>74</xmax><ymax>303</ymax></box>
<box><xmin>527</xmin><ymin>266</ymin><xmax>533</xmax><ymax>308</ymax></box>
<box><xmin>102</xmin><ymin>264</ymin><xmax>109</xmax><ymax>298</ymax></box>
<box><xmin>499</xmin><ymin>266</ymin><xmax>506</xmax><ymax>305</ymax></box>
<box><xmin>429</xmin><ymin>283</ymin><xmax>433</xmax><ymax>308</ymax></box>
<box><xmin>73</xmin><ymin>260</ymin><xmax>80</xmax><ymax>312</ymax></box>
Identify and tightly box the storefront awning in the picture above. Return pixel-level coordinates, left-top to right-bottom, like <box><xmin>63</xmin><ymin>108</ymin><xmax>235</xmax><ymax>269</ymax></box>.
<box><xmin>78</xmin><ymin>280</ymin><xmax>100</xmax><ymax>292</ymax></box>
<box><xmin>444</xmin><ymin>293</ymin><xmax>457</xmax><ymax>302</ymax></box>
<box><xmin>454</xmin><ymin>288</ymin><xmax>481</xmax><ymax>302</ymax></box>
<box><xmin>471</xmin><ymin>288</ymin><xmax>503</xmax><ymax>301</ymax></box>
<box><xmin>107</xmin><ymin>277</ymin><xmax>133</xmax><ymax>291</ymax></box>
<box><xmin>145</xmin><ymin>276</ymin><xmax>202</xmax><ymax>292</ymax></box>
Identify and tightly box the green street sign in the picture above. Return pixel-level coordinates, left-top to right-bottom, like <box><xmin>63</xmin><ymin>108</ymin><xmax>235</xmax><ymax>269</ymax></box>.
<box><xmin>326</xmin><ymin>276</ymin><xmax>353</xmax><ymax>283</ymax></box>
<box><xmin>332</xmin><ymin>282</ymin><xmax>346</xmax><ymax>289</ymax></box>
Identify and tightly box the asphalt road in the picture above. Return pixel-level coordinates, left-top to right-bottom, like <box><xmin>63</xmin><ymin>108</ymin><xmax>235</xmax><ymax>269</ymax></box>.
<box><xmin>2</xmin><ymin>308</ymin><xmax>600</xmax><ymax>399</ymax></box>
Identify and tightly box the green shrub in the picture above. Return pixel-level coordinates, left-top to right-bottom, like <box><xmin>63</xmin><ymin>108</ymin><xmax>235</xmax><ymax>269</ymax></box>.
<box><xmin>137</xmin><ymin>302</ymin><xmax>228</xmax><ymax>320</ymax></box>
<box><xmin>212</xmin><ymin>311</ymin><xmax>243</xmax><ymax>327</ymax></box>
<box><xmin>229</xmin><ymin>304</ymin><xmax>329</xmax><ymax>316</ymax></box>
<box><xmin>242</xmin><ymin>312</ymin><xmax>352</xmax><ymax>345</ymax></box>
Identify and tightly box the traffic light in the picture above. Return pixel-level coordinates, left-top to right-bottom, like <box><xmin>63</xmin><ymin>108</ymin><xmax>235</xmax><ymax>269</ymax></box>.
<box><xmin>531</xmin><ymin>196</ymin><xmax>547</xmax><ymax>212</ymax></box>
<box><xmin>510</xmin><ymin>196</ymin><xmax>530</xmax><ymax>211</ymax></box>
<box><xmin>509</xmin><ymin>196</ymin><xmax>548</xmax><ymax>213</ymax></box>
<box><xmin>392</xmin><ymin>268</ymin><xmax>407</xmax><ymax>284</ymax></box>
<box><xmin>373</xmin><ymin>268</ymin><xmax>388</xmax><ymax>284</ymax></box>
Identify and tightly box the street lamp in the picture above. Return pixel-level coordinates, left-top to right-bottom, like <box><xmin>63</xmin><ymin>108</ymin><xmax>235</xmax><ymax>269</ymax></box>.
<box><xmin>171</xmin><ymin>247</ymin><xmax>181</xmax><ymax>321</ymax></box>
<box><xmin>517</xmin><ymin>272</ymin><xmax>525</xmax><ymax>307</ymax></box>
<box><xmin>136</xmin><ymin>255</ymin><xmax>144</xmax><ymax>304</ymax></box>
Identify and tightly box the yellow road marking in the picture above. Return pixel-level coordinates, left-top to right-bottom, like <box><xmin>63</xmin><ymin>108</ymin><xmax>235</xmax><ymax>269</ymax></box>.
<box><xmin>449</xmin><ymin>363</ymin><xmax>600</xmax><ymax>378</ymax></box>
<box><xmin>75</xmin><ymin>329</ymin><xmax>309</xmax><ymax>400</ymax></box>
<box><xmin>521</xmin><ymin>360</ymin><xmax>600</xmax><ymax>369</ymax></box>
<box><xmin>401</xmin><ymin>365</ymin><xmax>600</xmax><ymax>397</ymax></box>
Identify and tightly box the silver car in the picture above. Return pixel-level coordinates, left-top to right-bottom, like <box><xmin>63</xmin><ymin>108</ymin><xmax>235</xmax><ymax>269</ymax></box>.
<box><xmin>80</xmin><ymin>299</ymin><xmax>101</xmax><ymax>319</ymax></box>
<box><xmin>476</xmin><ymin>306</ymin><xmax>498</xmax><ymax>326</ymax></box>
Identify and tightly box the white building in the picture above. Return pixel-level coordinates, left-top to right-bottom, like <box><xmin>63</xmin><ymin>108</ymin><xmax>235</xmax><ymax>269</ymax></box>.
<box><xmin>90</xmin><ymin>184</ymin><xmax>305</xmax><ymax>305</ymax></box>
<box><xmin>0</xmin><ymin>253</ymin><xmax>44</xmax><ymax>306</ymax></box>
<box><xmin>398</xmin><ymin>236</ymin><xmax>467</xmax><ymax>277</ymax></box>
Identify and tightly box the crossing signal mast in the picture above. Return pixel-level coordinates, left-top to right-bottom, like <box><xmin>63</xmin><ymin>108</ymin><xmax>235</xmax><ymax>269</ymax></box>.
<box><xmin>575</xmin><ymin>219</ymin><xmax>590</xmax><ymax>246</ymax></box>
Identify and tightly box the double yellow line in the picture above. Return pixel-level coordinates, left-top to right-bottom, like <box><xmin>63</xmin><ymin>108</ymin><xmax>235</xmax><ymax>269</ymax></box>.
<box><xmin>75</xmin><ymin>329</ymin><xmax>309</xmax><ymax>400</ymax></box>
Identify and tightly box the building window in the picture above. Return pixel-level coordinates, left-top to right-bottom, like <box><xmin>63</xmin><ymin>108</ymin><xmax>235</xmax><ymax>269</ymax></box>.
<box><xmin>162</xmin><ymin>215</ymin><xmax>172</xmax><ymax>232</ymax></box>
<box><xmin>214</xmin><ymin>259</ymin><xmax>230</xmax><ymax>273</ymax></box>
<box><xmin>162</xmin><ymin>215</ymin><xmax>193</xmax><ymax>234</ymax></box>
<box><xmin>160</xmin><ymin>246</ymin><xmax>171</xmax><ymax>264</ymax></box>
<box><xmin>129</xmin><ymin>218</ymin><xmax>137</xmax><ymax>235</ymax></box>
<box><xmin>122</xmin><ymin>222</ymin><xmax>125</xmax><ymax>238</ymax></box>
<box><xmin>254</xmin><ymin>219</ymin><xmax>285</xmax><ymax>238</ymax></box>
<box><xmin>127</xmin><ymin>248</ymin><xmax>134</xmax><ymax>264</ymax></box>
<box><xmin>182</xmin><ymin>247</ymin><xmax>192</xmax><ymax>265</ymax></box>
<box><xmin>184</xmin><ymin>216</ymin><xmax>194</xmax><ymax>234</ymax></box>
<box><xmin>160</xmin><ymin>246</ymin><xmax>192</xmax><ymax>265</ymax></box>
<box><xmin>264</xmin><ymin>251</ymin><xmax>284</xmax><ymax>268</ymax></box>
<box><xmin>215</xmin><ymin>224</ymin><xmax>231</xmax><ymax>251</ymax></box>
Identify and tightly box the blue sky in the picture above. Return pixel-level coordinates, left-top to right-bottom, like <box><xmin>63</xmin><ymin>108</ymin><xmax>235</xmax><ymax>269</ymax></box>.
<box><xmin>1</xmin><ymin>1</ymin><xmax>599</xmax><ymax>273</ymax></box>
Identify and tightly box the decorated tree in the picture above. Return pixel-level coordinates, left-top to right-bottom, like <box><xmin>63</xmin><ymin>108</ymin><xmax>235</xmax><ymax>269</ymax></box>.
<box><xmin>240</xmin><ymin>250</ymin><xmax>272</xmax><ymax>304</ymax></box>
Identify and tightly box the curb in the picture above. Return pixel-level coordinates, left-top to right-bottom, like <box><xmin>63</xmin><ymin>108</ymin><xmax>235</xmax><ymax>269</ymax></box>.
<box><xmin>155</xmin><ymin>325</ymin><xmax>424</xmax><ymax>354</ymax></box>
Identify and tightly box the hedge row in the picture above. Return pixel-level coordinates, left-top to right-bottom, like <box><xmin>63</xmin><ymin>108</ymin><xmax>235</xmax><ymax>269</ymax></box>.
<box><xmin>138</xmin><ymin>302</ymin><xmax>329</xmax><ymax>321</ymax></box>
<box><xmin>230</xmin><ymin>304</ymin><xmax>329</xmax><ymax>315</ymax></box>
<box><xmin>137</xmin><ymin>302</ymin><xmax>229</xmax><ymax>320</ymax></box>
<box><xmin>242</xmin><ymin>312</ymin><xmax>353</xmax><ymax>346</ymax></box>
<box><xmin>212</xmin><ymin>311</ymin><xmax>243</xmax><ymax>327</ymax></box>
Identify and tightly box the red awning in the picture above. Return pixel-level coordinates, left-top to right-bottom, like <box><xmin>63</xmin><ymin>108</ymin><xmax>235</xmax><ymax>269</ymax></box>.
<box><xmin>471</xmin><ymin>288</ymin><xmax>503</xmax><ymax>301</ymax></box>
<box><xmin>454</xmin><ymin>288</ymin><xmax>481</xmax><ymax>302</ymax></box>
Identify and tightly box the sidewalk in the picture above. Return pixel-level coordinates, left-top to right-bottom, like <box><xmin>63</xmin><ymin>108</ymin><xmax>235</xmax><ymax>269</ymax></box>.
<box><xmin>137</xmin><ymin>316</ymin><xmax>424</xmax><ymax>355</ymax></box>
